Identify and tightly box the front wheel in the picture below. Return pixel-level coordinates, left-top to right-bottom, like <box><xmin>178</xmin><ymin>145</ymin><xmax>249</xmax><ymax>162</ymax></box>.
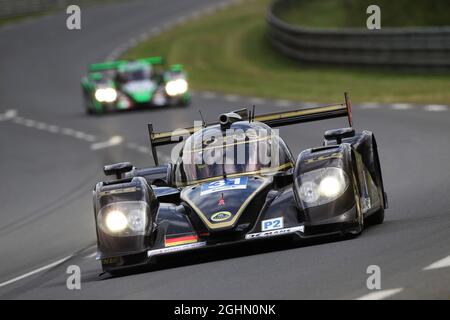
<box><xmin>83</xmin><ymin>91</ymin><xmax>94</xmax><ymax>115</ymax></box>
<box><xmin>367</xmin><ymin>207</ymin><xmax>384</xmax><ymax>225</ymax></box>
<box><xmin>344</xmin><ymin>171</ymin><xmax>364</xmax><ymax>238</ymax></box>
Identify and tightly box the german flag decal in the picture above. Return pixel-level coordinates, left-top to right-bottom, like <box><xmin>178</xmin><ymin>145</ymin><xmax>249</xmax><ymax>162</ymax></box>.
<box><xmin>165</xmin><ymin>234</ymin><xmax>198</xmax><ymax>247</ymax></box>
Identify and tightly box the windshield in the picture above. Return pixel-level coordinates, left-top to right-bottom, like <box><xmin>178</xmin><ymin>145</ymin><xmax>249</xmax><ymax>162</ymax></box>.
<box><xmin>118</xmin><ymin>64</ymin><xmax>151</xmax><ymax>82</ymax></box>
<box><xmin>174</xmin><ymin>123</ymin><xmax>294</xmax><ymax>186</ymax></box>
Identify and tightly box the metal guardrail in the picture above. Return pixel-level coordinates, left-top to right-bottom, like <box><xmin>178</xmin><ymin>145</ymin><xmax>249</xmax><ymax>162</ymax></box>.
<box><xmin>267</xmin><ymin>0</ymin><xmax>450</xmax><ymax>69</ymax></box>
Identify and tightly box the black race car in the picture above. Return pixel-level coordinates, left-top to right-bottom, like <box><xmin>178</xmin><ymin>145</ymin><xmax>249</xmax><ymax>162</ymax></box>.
<box><xmin>93</xmin><ymin>93</ymin><xmax>388</xmax><ymax>274</ymax></box>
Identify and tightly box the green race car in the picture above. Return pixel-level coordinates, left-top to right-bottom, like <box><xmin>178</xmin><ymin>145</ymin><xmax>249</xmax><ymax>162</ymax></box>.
<box><xmin>81</xmin><ymin>57</ymin><xmax>190</xmax><ymax>114</ymax></box>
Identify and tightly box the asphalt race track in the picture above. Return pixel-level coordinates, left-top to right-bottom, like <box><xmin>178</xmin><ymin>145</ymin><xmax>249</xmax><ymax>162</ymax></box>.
<box><xmin>1</xmin><ymin>0</ymin><xmax>450</xmax><ymax>300</ymax></box>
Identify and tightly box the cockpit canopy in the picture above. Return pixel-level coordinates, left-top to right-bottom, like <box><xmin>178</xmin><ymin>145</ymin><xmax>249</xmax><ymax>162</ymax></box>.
<box><xmin>117</xmin><ymin>62</ymin><xmax>152</xmax><ymax>82</ymax></box>
<box><xmin>173</xmin><ymin>121</ymin><xmax>294</xmax><ymax>186</ymax></box>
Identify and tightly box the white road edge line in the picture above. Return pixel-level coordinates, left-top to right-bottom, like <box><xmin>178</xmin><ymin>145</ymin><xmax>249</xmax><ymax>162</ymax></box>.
<box><xmin>0</xmin><ymin>256</ymin><xmax>72</xmax><ymax>288</ymax></box>
<box><xmin>359</xmin><ymin>103</ymin><xmax>380</xmax><ymax>109</ymax></box>
<box><xmin>85</xmin><ymin>252</ymin><xmax>97</xmax><ymax>259</ymax></box>
<box><xmin>0</xmin><ymin>109</ymin><xmax>17</xmax><ymax>121</ymax></box>
<box><xmin>201</xmin><ymin>91</ymin><xmax>217</xmax><ymax>99</ymax></box>
<box><xmin>224</xmin><ymin>94</ymin><xmax>240</xmax><ymax>102</ymax></box>
<box><xmin>274</xmin><ymin>100</ymin><xmax>292</xmax><ymax>107</ymax></box>
<box><xmin>248</xmin><ymin>97</ymin><xmax>267</xmax><ymax>104</ymax></box>
<box><xmin>91</xmin><ymin>135</ymin><xmax>123</xmax><ymax>151</ymax></box>
<box><xmin>424</xmin><ymin>104</ymin><xmax>448</xmax><ymax>112</ymax></box>
<box><xmin>356</xmin><ymin>288</ymin><xmax>403</xmax><ymax>300</ymax></box>
<box><xmin>392</xmin><ymin>103</ymin><xmax>412</xmax><ymax>110</ymax></box>
<box><xmin>424</xmin><ymin>255</ymin><xmax>450</xmax><ymax>271</ymax></box>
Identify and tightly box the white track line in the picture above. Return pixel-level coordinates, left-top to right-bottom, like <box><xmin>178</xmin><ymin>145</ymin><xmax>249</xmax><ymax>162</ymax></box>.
<box><xmin>200</xmin><ymin>91</ymin><xmax>217</xmax><ymax>99</ymax></box>
<box><xmin>47</xmin><ymin>125</ymin><xmax>60</xmax><ymax>133</ymax></box>
<box><xmin>392</xmin><ymin>103</ymin><xmax>412</xmax><ymax>110</ymax></box>
<box><xmin>248</xmin><ymin>97</ymin><xmax>267</xmax><ymax>105</ymax></box>
<box><xmin>137</xmin><ymin>146</ymin><xmax>150</xmax><ymax>154</ymax></box>
<box><xmin>83</xmin><ymin>135</ymin><xmax>96</xmax><ymax>142</ymax></box>
<box><xmin>126</xmin><ymin>142</ymin><xmax>138</xmax><ymax>149</ymax></box>
<box><xmin>35</xmin><ymin>122</ymin><xmax>48</xmax><ymax>130</ymax></box>
<box><xmin>151</xmin><ymin>27</ymin><xmax>161</xmax><ymax>35</ymax></box>
<box><xmin>91</xmin><ymin>135</ymin><xmax>123</xmax><ymax>151</ymax></box>
<box><xmin>62</xmin><ymin>128</ymin><xmax>76</xmax><ymax>136</ymax></box>
<box><xmin>0</xmin><ymin>109</ymin><xmax>17</xmax><ymax>121</ymax></box>
<box><xmin>104</xmin><ymin>0</ymin><xmax>242</xmax><ymax>65</ymax></box>
<box><xmin>189</xmin><ymin>10</ymin><xmax>203</xmax><ymax>20</ymax></box>
<box><xmin>84</xmin><ymin>252</ymin><xmax>97</xmax><ymax>259</ymax></box>
<box><xmin>274</xmin><ymin>100</ymin><xmax>292</xmax><ymax>107</ymax></box>
<box><xmin>424</xmin><ymin>255</ymin><xmax>450</xmax><ymax>271</ymax></box>
<box><xmin>356</xmin><ymin>288</ymin><xmax>403</xmax><ymax>300</ymax></box>
<box><xmin>6</xmin><ymin>111</ymin><xmax>99</xmax><ymax>142</ymax></box>
<box><xmin>359</xmin><ymin>102</ymin><xmax>380</xmax><ymax>109</ymax></box>
<box><xmin>13</xmin><ymin>117</ymin><xmax>24</xmax><ymax>124</ymax></box>
<box><xmin>23</xmin><ymin>119</ymin><xmax>36</xmax><ymax>127</ymax></box>
<box><xmin>174</xmin><ymin>16</ymin><xmax>188</xmax><ymax>25</ymax></box>
<box><xmin>224</xmin><ymin>94</ymin><xmax>240</xmax><ymax>102</ymax></box>
<box><xmin>138</xmin><ymin>32</ymin><xmax>149</xmax><ymax>41</ymax></box>
<box><xmin>424</xmin><ymin>104</ymin><xmax>448</xmax><ymax>112</ymax></box>
<box><xmin>302</xmin><ymin>102</ymin><xmax>319</xmax><ymax>108</ymax></box>
<box><xmin>0</xmin><ymin>256</ymin><xmax>72</xmax><ymax>288</ymax></box>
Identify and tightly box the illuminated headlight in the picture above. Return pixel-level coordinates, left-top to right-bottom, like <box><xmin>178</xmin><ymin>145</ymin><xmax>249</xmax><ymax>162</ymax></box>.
<box><xmin>105</xmin><ymin>210</ymin><xmax>128</xmax><ymax>233</ymax></box>
<box><xmin>98</xmin><ymin>201</ymin><xmax>148</xmax><ymax>236</ymax></box>
<box><xmin>95</xmin><ymin>88</ymin><xmax>117</xmax><ymax>102</ymax></box>
<box><xmin>165</xmin><ymin>79</ymin><xmax>188</xmax><ymax>96</ymax></box>
<box><xmin>296</xmin><ymin>167</ymin><xmax>349</xmax><ymax>208</ymax></box>
<box><xmin>319</xmin><ymin>176</ymin><xmax>343</xmax><ymax>198</ymax></box>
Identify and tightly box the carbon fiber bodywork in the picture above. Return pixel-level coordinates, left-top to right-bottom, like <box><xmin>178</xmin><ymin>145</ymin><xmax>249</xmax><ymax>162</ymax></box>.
<box><xmin>92</xmin><ymin>104</ymin><xmax>387</xmax><ymax>274</ymax></box>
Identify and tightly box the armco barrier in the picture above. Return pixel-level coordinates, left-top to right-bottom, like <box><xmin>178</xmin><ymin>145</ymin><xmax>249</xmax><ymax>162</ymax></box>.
<box><xmin>267</xmin><ymin>0</ymin><xmax>450</xmax><ymax>69</ymax></box>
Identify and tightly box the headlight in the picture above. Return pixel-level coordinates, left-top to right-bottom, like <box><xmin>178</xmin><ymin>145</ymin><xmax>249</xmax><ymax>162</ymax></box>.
<box><xmin>298</xmin><ymin>181</ymin><xmax>320</xmax><ymax>203</ymax></box>
<box><xmin>98</xmin><ymin>201</ymin><xmax>148</xmax><ymax>236</ymax></box>
<box><xmin>165</xmin><ymin>79</ymin><xmax>188</xmax><ymax>96</ymax></box>
<box><xmin>105</xmin><ymin>210</ymin><xmax>128</xmax><ymax>233</ymax></box>
<box><xmin>296</xmin><ymin>167</ymin><xmax>349</xmax><ymax>208</ymax></box>
<box><xmin>95</xmin><ymin>88</ymin><xmax>117</xmax><ymax>102</ymax></box>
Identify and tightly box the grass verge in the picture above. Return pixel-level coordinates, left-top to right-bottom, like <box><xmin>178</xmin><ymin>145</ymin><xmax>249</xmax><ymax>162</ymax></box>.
<box><xmin>123</xmin><ymin>0</ymin><xmax>450</xmax><ymax>104</ymax></box>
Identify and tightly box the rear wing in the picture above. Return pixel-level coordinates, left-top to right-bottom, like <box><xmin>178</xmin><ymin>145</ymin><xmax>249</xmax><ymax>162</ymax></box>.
<box><xmin>147</xmin><ymin>92</ymin><xmax>353</xmax><ymax>165</ymax></box>
<box><xmin>88</xmin><ymin>56</ymin><xmax>164</xmax><ymax>73</ymax></box>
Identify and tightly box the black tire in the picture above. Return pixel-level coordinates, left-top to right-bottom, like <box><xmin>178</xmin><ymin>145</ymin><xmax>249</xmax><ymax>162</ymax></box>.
<box><xmin>180</xmin><ymin>95</ymin><xmax>191</xmax><ymax>106</ymax></box>
<box><xmin>344</xmin><ymin>167</ymin><xmax>364</xmax><ymax>238</ymax></box>
<box><xmin>106</xmin><ymin>269</ymin><xmax>125</xmax><ymax>277</ymax></box>
<box><xmin>367</xmin><ymin>207</ymin><xmax>384</xmax><ymax>225</ymax></box>
<box><xmin>83</xmin><ymin>91</ymin><xmax>96</xmax><ymax>115</ymax></box>
<box><xmin>86</xmin><ymin>106</ymin><xmax>94</xmax><ymax>115</ymax></box>
<box><xmin>345</xmin><ymin>203</ymin><xmax>364</xmax><ymax>238</ymax></box>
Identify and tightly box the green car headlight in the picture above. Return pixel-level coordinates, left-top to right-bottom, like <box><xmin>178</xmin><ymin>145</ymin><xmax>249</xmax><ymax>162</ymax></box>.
<box><xmin>165</xmin><ymin>79</ymin><xmax>188</xmax><ymax>96</ymax></box>
<box><xmin>95</xmin><ymin>88</ymin><xmax>117</xmax><ymax>103</ymax></box>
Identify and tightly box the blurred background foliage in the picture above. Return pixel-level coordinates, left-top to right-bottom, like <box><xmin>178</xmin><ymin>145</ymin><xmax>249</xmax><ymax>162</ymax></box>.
<box><xmin>125</xmin><ymin>0</ymin><xmax>450</xmax><ymax>104</ymax></box>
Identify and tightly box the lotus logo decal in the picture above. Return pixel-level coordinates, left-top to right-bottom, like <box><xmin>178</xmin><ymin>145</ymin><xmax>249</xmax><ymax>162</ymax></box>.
<box><xmin>211</xmin><ymin>211</ymin><xmax>232</xmax><ymax>222</ymax></box>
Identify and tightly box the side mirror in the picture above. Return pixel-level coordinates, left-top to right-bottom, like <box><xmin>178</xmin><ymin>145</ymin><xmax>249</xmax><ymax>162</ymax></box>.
<box><xmin>324</xmin><ymin>128</ymin><xmax>355</xmax><ymax>145</ymax></box>
<box><xmin>103</xmin><ymin>162</ymin><xmax>133</xmax><ymax>180</ymax></box>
